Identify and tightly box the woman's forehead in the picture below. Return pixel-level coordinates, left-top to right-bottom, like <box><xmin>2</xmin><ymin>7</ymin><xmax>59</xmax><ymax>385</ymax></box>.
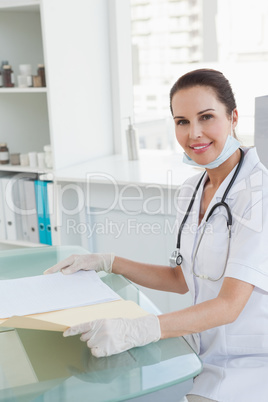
<box><xmin>172</xmin><ymin>86</ymin><xmax>221</xmax><ymax>114</ymax></box>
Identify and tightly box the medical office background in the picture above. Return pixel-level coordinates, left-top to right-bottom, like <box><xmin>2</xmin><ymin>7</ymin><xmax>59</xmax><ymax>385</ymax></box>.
<box><xmin>0</xmin><ymin>0</ymin><xmax>268</xmax><ymax>313</ymax></box>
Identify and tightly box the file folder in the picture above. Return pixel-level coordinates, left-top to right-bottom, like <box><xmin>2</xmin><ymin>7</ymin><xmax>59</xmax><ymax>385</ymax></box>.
<box><xmin>43</xmin><ymin>181</ymin><xmax>52</xmax><ymax>245</ymax></box>
<box><xmin>0</xmin><ymin>177</ymin><xmax>18</xmax><ymax>241</ymax></box>
<box><xmin>34</xmin><ymin>180</ymin><xmax>52</xmax><ymax>245</ymax></box>
<box><xmin>0</xmin><ymin>179</ymin><xmax>7</xmax><ymax>240</ymax></box>
<box><xmin>0</xmin><ymin>300</ymin><xmax>148</xmax><ymax>332</ymax></box>
<box><xmin>0</xmin><ymin>269</ymin><xmax>148</xmax><ymax>332</ymax></box>
<box><xmin>47</xmin><ymin>182</ymin><xmax>60</xmax><ymax>245</ymax></box>
<box><xmin>34</xmin><ymin>180</ymin><xmax>47</xmax><ymax>244</ymax></box>
<box><xmin>17</xmin><ymin>179</ymin><xmax>29</xmax><ymax>241</ymax></box>
<box><xmin>24</xmin><ymin>179</ymin><xmax>40</xmax><ymax>244</ymax></box>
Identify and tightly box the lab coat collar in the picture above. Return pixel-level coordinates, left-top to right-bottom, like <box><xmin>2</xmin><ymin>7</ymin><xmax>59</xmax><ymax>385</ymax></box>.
<box><xmin>204</xmin><ymin>147</ymin><xmax>259</xmax><ymax>200</ymax></box>
<box><xmin>198</xmin><ymin>147</ymin><xmax>260</xmax><ymax>225</ymax></box>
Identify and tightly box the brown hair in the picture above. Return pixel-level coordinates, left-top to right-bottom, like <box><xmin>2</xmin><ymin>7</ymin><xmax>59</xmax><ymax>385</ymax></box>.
<box><xmin>169</xmin><ymin>68</ymin><xmax>237</xmax><ymax>118</ymax></box>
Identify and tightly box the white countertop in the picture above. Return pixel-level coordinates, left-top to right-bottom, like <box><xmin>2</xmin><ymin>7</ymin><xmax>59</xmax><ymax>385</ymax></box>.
<box><xmin>51</xmin><ymin>150</ymin><xmax>202</xmax><ymax>188</ymax></box>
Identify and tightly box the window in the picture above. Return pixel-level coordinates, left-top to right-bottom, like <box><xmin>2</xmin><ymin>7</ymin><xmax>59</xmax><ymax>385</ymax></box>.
<box><xmin>130</xmin><ymin>0</ymin><xmax>268</xmax><ymax>150</ymax></box>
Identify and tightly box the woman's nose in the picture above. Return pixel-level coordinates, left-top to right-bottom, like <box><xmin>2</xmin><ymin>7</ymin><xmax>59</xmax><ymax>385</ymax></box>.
<box><xmin>189</xmin><ymin>123</ymin><xmax>201</xmax><ymax>139</ymax></box>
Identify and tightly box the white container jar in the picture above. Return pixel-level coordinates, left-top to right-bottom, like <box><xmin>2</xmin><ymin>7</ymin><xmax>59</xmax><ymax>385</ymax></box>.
<box><xmin>44</xmin><ymin>145</ymin><xmax>53</xmax><ymax>168</ymax></box>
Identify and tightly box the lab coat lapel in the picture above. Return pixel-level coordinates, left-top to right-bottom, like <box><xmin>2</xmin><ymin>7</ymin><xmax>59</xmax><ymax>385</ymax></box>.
<box><xmin>188</xmin><ymin>172</ymin><xmax>208</xmax><ymax>259</ymax></box>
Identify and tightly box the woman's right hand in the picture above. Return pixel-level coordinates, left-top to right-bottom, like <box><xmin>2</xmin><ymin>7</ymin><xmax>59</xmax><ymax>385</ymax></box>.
<box><xmin>43</xmin><ymin>253</ymin><xmax>115</xmax><ymax>275</ymax></box>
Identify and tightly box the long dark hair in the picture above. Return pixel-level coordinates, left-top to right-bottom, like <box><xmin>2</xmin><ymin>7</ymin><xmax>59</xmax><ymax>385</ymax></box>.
<box><xmin>170</xmin><ymin>69</ymin><xmax>237</xmax><ymax>118</ymax></box>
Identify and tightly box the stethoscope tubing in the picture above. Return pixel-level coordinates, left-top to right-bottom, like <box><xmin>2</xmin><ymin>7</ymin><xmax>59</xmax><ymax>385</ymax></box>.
<box><xmin>171</xmin><ymin>148</ymin><xmax>245</xmax><ymax>280</ymax></box>
<box><xmin>191</xmin><ymin>222</ymin><xmax>232</xmax><ymax>281</ymax></box>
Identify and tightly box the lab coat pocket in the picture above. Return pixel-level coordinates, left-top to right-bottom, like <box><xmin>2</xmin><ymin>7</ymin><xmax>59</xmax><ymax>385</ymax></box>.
<box><xmin>198</xmin><ymin>229</ymin><xmax>228</xmax><ymax>281</ymax></box>
<box><xmin>226</xmin><ymin>334</ymin><xmax>268</xmax><ymax>355</ymax></box>
<box><xmin>202</xmin><ymin>212</ymin><xmax>229</xmax><ymax>250</ymax></box>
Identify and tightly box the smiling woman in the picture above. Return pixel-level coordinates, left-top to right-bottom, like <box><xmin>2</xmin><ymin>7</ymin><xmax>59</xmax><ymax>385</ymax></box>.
<box><xmin>44</xmin><ymin>69</ymin><xmax>268</xmax><ymax>402</ymax></box>
<box><xmin>169</xmin><ymin>70</ymin><xmax>241</xmax><ymax>174</ymax></box>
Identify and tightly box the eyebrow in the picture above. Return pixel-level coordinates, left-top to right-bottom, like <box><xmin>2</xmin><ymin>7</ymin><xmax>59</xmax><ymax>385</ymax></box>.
<box><xmin>173</xmin><ymin>108</ymin><xmax>215</xmax><ymax>119</ymax></box>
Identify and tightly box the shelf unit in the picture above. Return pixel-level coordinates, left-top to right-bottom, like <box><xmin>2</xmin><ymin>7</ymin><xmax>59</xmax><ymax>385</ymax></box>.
<box><xmin>0</xmin><ymin>1</ymin><xmax>49</xmax><ymax>158</ymax></box>
<box><xmin>0</xmin><ymin>1</ymin><xmax>51</xmax><ymax>247</ymax></box>
<box><xmin>0</xmin><ymin>0</ymin><xmax>117</xmax><ymax>248</ymax></box>
<box><xmin>0</xmin><ymin>0</ymin><xmax>115</xmax><ymax>167</ymax></box>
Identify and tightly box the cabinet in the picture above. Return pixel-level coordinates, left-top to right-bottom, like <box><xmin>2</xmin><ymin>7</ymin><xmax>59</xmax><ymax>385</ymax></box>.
<box><xmin>0</xmin><ymin>1</ymin><xmax>49</xmax><ymax>170</ymax></box>
<box><xmin>0</xmin><ymin>0</ymin><xmax>116</xmax><ymax>246</ymax></box>
<box><xmin>0</xmin><ymin>0</ymin><xmax>114</xmax><ymax>172</ymax></box>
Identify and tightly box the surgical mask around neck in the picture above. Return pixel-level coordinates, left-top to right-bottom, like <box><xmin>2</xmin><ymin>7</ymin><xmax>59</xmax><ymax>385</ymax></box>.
<box><xmin>183</xmin><ymin>135</ymin><xmax>241</xmax><ymax>169</ymax></box>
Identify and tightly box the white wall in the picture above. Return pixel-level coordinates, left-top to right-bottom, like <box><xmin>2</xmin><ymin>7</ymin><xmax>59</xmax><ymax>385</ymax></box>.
<box><xmin>41</xmin><ymin>0</ymin><xmax>114</xmax><ymax>169</ymax></box>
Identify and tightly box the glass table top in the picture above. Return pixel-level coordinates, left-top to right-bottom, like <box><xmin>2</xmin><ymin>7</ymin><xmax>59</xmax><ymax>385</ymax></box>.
<box><xmin>0</xmin><ymin>246</ymin><xmax>202</xmax><ymax>401</ymax></box>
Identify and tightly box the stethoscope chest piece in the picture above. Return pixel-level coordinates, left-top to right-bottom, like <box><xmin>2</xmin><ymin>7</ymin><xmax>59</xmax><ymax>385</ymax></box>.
<box><xmin>169</xmin><ymin>248</ymin><xmax>183</xmax><ymax>268</ymax></box>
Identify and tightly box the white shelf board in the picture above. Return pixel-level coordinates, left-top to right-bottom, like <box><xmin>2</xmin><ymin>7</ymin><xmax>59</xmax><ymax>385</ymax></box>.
<box><xmin>0</xmin><ymin>0</ymin><xmax>39</xmax><ymax>11</ymax></box>
<box><xmin>54</xmin><ymin>150</ymin><xmax>201</xmax><ymax>188</ymax></box>
<box><xmin>0</xmin><ymin>87</ymin><xmax>47</xmax><ymax>94</ymax></box>
<box><xmin>0</xmin><ymin>164</ymin><xmax>52</xmax><ymax>174</ymax></box>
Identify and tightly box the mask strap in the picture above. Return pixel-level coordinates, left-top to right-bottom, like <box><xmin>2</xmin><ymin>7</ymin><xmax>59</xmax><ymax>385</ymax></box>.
<box><xmin>231</xmin><ymin>110</ymin><xmax>234</xmax><ymax>136</ymax></box>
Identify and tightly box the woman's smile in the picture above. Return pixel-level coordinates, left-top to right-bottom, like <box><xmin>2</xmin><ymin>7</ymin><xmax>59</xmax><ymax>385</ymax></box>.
<box><xmin>189</xmin><ymin>142</ymin><xmax>213</xmax><ymax>154</ymax></box>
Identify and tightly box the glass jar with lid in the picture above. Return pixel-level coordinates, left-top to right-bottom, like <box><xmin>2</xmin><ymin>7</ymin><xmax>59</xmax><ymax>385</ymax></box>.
<box><xmin>2</xmin><ymin>65</ymin><xmax>14</xmax><ymax>87</ymax></box>
<box><xmin>44</xmin><ymin>145</ymin><xmax>53</xmax><ymax>168</ymax></box>
<box><xmin>0</xmin><ymin>143</ymin><xmax>9</xmax><ymax>164</ymax></box>
<box><xmin>37</xmin><ymin>64</ymin><xmax>46</xmax><ymax>87</ymax></box>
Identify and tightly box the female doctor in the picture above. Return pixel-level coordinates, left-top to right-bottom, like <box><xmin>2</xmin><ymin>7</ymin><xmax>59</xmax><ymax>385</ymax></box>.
<box><xmin>45</xmin><ymin>69</ymin><xmax>268</xmax><ymax>402</ymax></box>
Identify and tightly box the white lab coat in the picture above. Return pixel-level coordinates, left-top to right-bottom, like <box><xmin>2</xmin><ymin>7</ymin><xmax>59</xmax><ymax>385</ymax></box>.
<box><xmin>177</xmin><ymin>147</ymin><xmax>268</xmax><ymax>402</ymax></box>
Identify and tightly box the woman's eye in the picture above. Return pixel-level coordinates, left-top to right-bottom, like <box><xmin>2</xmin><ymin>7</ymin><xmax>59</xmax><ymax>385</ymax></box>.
<box><xmin>176</xmin><ymin>119</ymin><xmax>189</xmax><ymax>126</ymax></box>
<box><xmin>200</xmin><ymin>114</ymin><xmax>213</xmax><ymax>121</ymax></box>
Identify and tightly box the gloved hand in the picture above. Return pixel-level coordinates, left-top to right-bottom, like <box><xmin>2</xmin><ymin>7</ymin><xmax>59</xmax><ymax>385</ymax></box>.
<box><xmin>43</xmin><ymin>253</ymin><xmax>115</xmax><ymax>275</ymax></box>
<box><xmin>63</xmin><ymin>314</ymin><xmax>161</xmax><ymax>357</ymax></box>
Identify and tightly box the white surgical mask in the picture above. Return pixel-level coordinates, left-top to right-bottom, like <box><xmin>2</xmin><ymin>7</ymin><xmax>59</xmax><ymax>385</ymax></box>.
<box><xmin>183</xmin><ymin>112</ymin><xmax>240</xmax><ymax>169</ymax></box>
<box><xmin>183</xmin><ymin>135</ymin><xmax>240</xmax><ymax>169</ymax></box>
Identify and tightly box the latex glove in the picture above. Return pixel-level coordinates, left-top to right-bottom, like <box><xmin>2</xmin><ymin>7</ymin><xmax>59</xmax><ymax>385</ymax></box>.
<box><xmin>43</xmin><ymin>253</ymin><xmax>115</xmax><ymax>275</ymax></box>
<box><xmin>63</xmin><ymin>314</ymin><xmax>161</xmax><ymax>357</ymax></box>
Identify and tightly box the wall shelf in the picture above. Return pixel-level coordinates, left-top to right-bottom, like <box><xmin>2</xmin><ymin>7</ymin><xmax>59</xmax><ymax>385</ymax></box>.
<box><xmin>0</xmin><ymin>88</ymin><xmax>47</xmax><ymax>93</ymax></box>
<box><xmin>0</xmin><ymin>0</ymin><xmax>39</xmax><ymax>11</ymax></box>
<box><xmin>0</xmin><ymin>164</ymin><xmax>52</xmax><ymax>174</ymax></box>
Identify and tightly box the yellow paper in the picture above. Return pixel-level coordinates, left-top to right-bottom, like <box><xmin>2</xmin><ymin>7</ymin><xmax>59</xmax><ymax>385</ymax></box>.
<box><xmin>0</xmin><ymin>300</ymin><xmax>148</xmax><ymax>332</ymax></box>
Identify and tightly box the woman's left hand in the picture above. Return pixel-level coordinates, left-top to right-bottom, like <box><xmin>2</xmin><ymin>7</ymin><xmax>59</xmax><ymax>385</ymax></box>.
<box><xmin>63</xmin><ymin>314</ymin><xmax>161</xmax><ymax>357</ymax></box>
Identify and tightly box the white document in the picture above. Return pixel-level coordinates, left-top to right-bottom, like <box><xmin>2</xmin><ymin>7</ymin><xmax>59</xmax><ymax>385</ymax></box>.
<box><xmin>0</xmin><ymin>271</ymin><xmax>121</xmax><ymax>319</ymax></box>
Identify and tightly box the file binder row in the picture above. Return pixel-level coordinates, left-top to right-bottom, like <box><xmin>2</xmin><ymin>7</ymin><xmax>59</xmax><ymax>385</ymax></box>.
<box><xmin>0</xmin><ymin>176</ymin><xmax>55</xmax><ymax>245</ymax></box>
<box><xmin>34</xmin><ymin>180</ymin><xmax>52</xmax><ymax>245</ymax></box>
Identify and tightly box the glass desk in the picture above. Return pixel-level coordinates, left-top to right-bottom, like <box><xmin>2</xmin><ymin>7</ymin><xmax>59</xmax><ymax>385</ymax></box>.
<box><xmin>0</xmin><ymin>246</ymin><xmax>202</xmax><ymax>402</ymax></box>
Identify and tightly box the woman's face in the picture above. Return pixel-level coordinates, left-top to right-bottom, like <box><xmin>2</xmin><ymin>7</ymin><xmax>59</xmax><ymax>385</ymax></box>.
<box><xmin>171</xmin><ymin>85</ymin><xmax>238</xmax><ymax>165</ymax></box>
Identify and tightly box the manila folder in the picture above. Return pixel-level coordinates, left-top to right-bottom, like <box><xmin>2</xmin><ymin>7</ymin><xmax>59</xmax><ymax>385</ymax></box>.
<box><xmin>0</xmin><ymin>300</ymin><xmax>149</xmax><ymax>332</ymax></box>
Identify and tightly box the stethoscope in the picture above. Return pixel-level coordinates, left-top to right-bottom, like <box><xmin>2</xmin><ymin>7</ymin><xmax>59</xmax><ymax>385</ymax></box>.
<box><xmin>169</xmin><ymin>148</ymin><xmax>244</xmax><ymax>281</ymax></box>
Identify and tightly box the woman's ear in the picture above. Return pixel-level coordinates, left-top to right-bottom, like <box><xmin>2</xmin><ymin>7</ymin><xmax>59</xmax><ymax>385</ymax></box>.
<box><xmin>232</xmin><ymin>108</ymin><xmax>238</xmax><ymax>129</ymax></box>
